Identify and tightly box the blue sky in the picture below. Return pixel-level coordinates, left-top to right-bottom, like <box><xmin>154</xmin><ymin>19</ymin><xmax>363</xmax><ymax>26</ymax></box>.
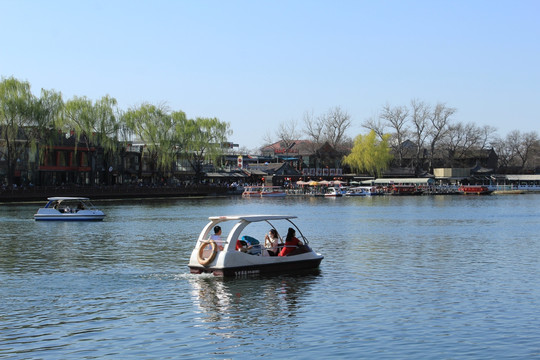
<box><xmin>1</xmin><ymin>0</ymin><xmax>539</xmax><ymax>150</ymax></box>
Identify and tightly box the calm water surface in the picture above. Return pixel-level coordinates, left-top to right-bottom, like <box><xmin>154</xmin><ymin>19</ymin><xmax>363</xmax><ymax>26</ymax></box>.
<box><xmin>1</xmin><ymin>194</ymin><xmax>540</xmax><ymax>359</ymax></box>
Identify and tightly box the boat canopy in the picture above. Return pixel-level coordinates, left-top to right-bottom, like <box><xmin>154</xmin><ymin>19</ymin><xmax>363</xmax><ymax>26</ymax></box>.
<box><xmin>362</xmin><ymin>178</ymin><xmax>434</xmax><ymax>185</ymax></box>
<box><xmin>47</xmin><ymin>197</ymin><xmax>90</xmax><ymax>201</ymax></box>
<box><xmin>503</xmin><ymin>175</ymin><xmax>540</xmax><ymax>182</ymax></box>
<box><xmin>208</xmin><ymin>215</ymin><xmax>297</xmax><ymax>223</ymax></box>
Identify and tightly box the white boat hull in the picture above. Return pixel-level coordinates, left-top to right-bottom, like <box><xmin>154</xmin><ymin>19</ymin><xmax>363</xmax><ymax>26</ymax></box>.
<box><xmin>34</xmin><ymin>209</ymin><xmax>105</xmax><ymax>221</ymax></box>
<box><xmin>189</xmin><ymin>249</ymin><xmax>323</xmax><ymax>276</ymax></box>
<box><xmin>260</xmin><ymin>192</ymin><xmax>286</xmax><ymax>197</ymax></box>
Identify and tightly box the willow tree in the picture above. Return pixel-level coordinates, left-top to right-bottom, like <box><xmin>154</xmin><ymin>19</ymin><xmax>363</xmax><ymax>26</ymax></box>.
<box><xmin>0</xmin><ymin>77</ymin><xmax>63</xmax><ymax>186</ymax></box>
<box><xmin>123</xmin><ymin>103</ymin><xmax>180</xmax><ymax>181</ymax></box>
<box><xmin>183</xmin><ymin>117</ymin><xmax>231</xmax><ymax>181</ymax></box>
<box><xmin>30</xmin><ymin>88</ymin><xmax>64</xmax><ymax>162</ymax></box>
<box><xmin>62</xmin><ymin>95</ymin><xmax>121</xmax><ymax>184</ymax></box>
<box><xmin>343</xmin><ymin>130</ymin><xmax>393</xmax><ymax>178</ymax></box>
<box><xmin>63</xmin><ymin>95</ymin><xmax>120</xmax><ymax>150</ymax></box>
<box><xmin>0</xmin><ymin>77</ymin><xmax>33</xmax><ymax>186</ymax></box>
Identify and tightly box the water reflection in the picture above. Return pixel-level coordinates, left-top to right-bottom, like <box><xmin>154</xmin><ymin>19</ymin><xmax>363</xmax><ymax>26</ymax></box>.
<box><xmin>188</xmin><ymin>272</ymin><xmax>321</xmax><ymax>335</ymax></box>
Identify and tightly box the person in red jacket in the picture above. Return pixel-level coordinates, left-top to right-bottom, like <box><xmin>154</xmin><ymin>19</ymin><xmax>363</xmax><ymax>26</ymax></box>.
<box><xmin>278</xmin><ymin>227</ymin><xmax>303</xmax><ymax>257</ymax></box>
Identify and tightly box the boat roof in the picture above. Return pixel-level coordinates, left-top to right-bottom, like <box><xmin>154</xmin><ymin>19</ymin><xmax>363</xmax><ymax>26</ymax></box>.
<box><xmin>208</xmin><ymin>215</ymin><xmax>297</xmax><ymax>222</ymax></box>
<box><xmin>504</xmin><ymin>174</ymin><xmax>540</xmax><ymax>181</ymax></box>
<box><xmin>244</xmin><ymin>186</ymin><xmax>283</xmax><ymax>188</ymax></box>
<box><xmin>47</xmin><ymin>197</ymin><xmax>90</xmax><ymax>201</ymax></box>
<box><xmin>365</xmin><ymin>178</ymin><xmax>434</xmax><ymax>185</ymax></box>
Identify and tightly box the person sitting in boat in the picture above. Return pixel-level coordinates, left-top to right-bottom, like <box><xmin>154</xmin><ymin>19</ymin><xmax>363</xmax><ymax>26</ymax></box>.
<box><xmin>210</xmin><ymin>226</ymin><xmax>224</xmax><ymax>251</ymax></box>
<box><xmin>278</xmin><ymin>228</ymin><xmax>303</xmax><ymax>257</ymax></box>
<box><xmin>236</xmin><ymin>238</ymin><xmax>252</xmax><ymax>252</ymax></box>
<box><xmin>264</xmin><ymin>229</ymin><xmax>280</xmax><ymax>256</ymax></box>
<box><xmin>236</xmin><ymin>235</ymin><xmax>261</xmax><ymax>255</ymax></box>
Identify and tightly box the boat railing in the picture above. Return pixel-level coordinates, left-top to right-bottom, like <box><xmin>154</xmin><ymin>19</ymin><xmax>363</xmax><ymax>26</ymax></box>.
<box><xmin>493</xmin><ymin>184</ymin><xmax>518</xmax><ymax>191</ymax></box>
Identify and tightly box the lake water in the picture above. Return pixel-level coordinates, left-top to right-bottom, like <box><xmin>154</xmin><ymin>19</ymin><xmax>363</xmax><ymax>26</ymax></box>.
<box><xmin>1</xmin><ymin>194</ymin><xmax>540</xmax><ymax>359</ymax></box>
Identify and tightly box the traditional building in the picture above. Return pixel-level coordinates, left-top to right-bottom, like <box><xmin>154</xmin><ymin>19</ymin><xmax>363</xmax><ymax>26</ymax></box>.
<box><xmin>260</xmin><ymin>140</ymin><xmax>348</xmax><ymax>181</ymax></box>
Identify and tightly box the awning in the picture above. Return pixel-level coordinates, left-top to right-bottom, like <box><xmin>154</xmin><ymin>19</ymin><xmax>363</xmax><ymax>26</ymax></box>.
<box><xmin>505</xmin><ymin>175</ymin><xmax>540</xmax><ymax>181</ymax></box>
<box><xmin>364</xmin><ymin>178</ymin><xmax>435</xmax><ymax>185</ymax></box>
<box><xmin>206</xmin><ymin>172</ymin><xmax>246</xmax><ymax>178</ymax></box>
<box><xmin>245</xmin><ymin>169</ymin><xmax>267</xmax><ymax>176</ymax></box>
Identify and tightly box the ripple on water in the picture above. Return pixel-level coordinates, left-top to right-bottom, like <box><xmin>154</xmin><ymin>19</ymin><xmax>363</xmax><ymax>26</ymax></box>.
<box><xmin>1</xmin><ymin>195</ymin><xmax>540</xmax><ymax>358</ymax></box>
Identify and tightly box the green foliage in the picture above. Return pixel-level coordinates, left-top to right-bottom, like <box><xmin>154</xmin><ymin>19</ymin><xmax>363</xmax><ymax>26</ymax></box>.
<box><xmin>343</xmin><ymin>130</ymin><xmax>393</xmax><ymax>177</ymax></box>
<box><xmin>0</xmin><ymin>76</ymin><xmax>233</xmax><ymax>185</ymax></box>
<box><xmin>123</xmin><ymin>104</ymin><xmax>231</xmax><ymax>177</ymax></box>
<box><xmin>0</xmin><ymin>77</ymin><xmax>63</xmax><ymax>184</ymax></box>
<box><xmin>184</xmin><ymin>117</ymin><xmax>231</xmax><ymax>167</ymax></box>
<box><xmin>123</xmin><ymin>103</ymin><xmax>182</xmax><ymax>172</ymax></box>
<box><xmin>62</xmin><ymin>95</ymin><xmax>119</xmax><ymax>153</ymax></box>
<box><xmin>30</xmin><ymin>88</ymin><xmax>64</xmax><ymax>160</ymax></box>
<box><xmin>0</xmin><ymin>77</ymin><xmax>33</xmax><ymax>137</ymax></box>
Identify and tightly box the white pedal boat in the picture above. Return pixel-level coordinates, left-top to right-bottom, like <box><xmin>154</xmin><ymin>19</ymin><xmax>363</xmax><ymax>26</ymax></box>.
<box><xmin>188</xmin><ymin>215</ymin><xmax>324</xmax><ymax>276</ymax></box>
<box><xmin>34</xmin><ymin>197</ymin><xmax>106</xmax><ymax>221</ymax></box>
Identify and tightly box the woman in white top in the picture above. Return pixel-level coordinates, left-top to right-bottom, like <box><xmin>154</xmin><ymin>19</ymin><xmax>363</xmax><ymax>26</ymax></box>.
<box><xmin>264</xmin><ymin>229</ymin><xmax>280</xmax><ymax>256</ymax></box>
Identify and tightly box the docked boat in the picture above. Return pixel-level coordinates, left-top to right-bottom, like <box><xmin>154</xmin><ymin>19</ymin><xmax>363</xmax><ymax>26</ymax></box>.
<box><xmin>344</xmin><ymin>187</ymin><xmax>368</xmax><ymax>196</ymax></box>
<box><xmin>458</xmin><ymin>185</ymin><xmax>493</xmax><ymax>195</ymax></box>
<box><xmin>388</xmin><ymin>184</ymin><xmax>423</xmax><ymax>195</ymax></box>
<box><xmin>260</xmin><ymin>186</ymin><xmax>287</xmax><ymax>197</ymax></box>
<box><xmin>362</xmin><ymin>186</ymin><xmax>383</xmax><ymax>196</ymax></box>
<box><xmin>241</xmin><ymin>186</ymin><xmax>262</xmax><ymax>197</ymax></box>
<box><xmin>34</xmin><ymin>197</ymin><xmax>106</xmax><ymax>221</ymax></box>
<box><xmin>188</xmin><ymin>215</ymin><xmax>324</xmax><ymax>276</ymax></box>
<box><xmin>324</xmin><ymin>187</ymin><xmax>343</xmax><ymax>197</ymax></box>
<box><xmin>242</xmin><ymin>186</ymin><xmax>286</xmax><ymax>197</ymax></box>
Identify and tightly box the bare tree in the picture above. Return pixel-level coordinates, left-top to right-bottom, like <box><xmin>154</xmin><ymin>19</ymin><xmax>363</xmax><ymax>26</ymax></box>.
<box><xmin>427</xmin><ymin>103</ymin><xmax>456</xmax><ymax>172</ymax></box>
<box><xmin>410</xmin><ymin>99</ymin><xmax>430</xmax><ymax>172</ymax></box>
<box><xmin>303</xmin><ymin>109</ymin><xmax>323</xmax><ymax>145</ymax></box>
<box><xmin>492</xmin><ymin>136</ymin><xmax>513</xmax><ymax>169</ymax></box>
<box><xmin>477</xmin><ymin>125</ymin><xmax>498</xmax><ymax>150</ymax></box>
<box><xmin>262</xmin><ymin>129</ymin><xmax>275</xmax><ymax>148</ymax></box>
<box><xmin>441</xmin><ymin>122</ymin><xmax>480</xmax><ymax>167</ymax></box>
<box><xmin>304</xmin><ymin>106</ymin><xmax>352</xmax><ymax>149</ymax></box>
<box><xmin>303</xmin><ymin>110</ymin><xmax>324</xmax><ymax>153</ymax></box>
<box><xmin>379</xmin><ymin>104</ymin><xmax>409</xmax><ymax>167</ymax></box>
<box><xmin>323</xmin><ymin>106</ymin><xmax>352</xmax><ymax>148</ymax></box>
<box><xmin>508</xmin><ymin>130</ymin><xmax>539</xmax><ymax>169</ymax></box>
<box><xmin>361</xmin><ymin>116</ymin><xmax>387</xmax><ymax>140</ymax></box>
<box><xmin>276</xmin><ymin>118</ymin><xmax>301</xmax><ymax>149</ymax></box>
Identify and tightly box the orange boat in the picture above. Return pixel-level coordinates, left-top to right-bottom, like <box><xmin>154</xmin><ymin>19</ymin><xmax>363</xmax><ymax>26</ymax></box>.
<box><xmin>389</xmin><ymin>184</ymin><xmax>423</xmax><ymax>195</ymax></box>
<box><xmin>458</xmin><ymin>185</ymin><xmax>493</xmax><ymax>195</ymax></box>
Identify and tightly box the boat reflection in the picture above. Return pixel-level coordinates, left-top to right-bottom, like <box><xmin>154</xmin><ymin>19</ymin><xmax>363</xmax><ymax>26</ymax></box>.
<box><xmin>188</xmin><ymin>271</ymin><xmax>321</xmax><ymax>333</ymax></box>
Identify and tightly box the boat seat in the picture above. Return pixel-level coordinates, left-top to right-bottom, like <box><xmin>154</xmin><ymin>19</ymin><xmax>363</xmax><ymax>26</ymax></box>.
<box><xmin>242</xmin><ymin>235</ymin><xmax>262</xmax><ymax>255</ymax></box>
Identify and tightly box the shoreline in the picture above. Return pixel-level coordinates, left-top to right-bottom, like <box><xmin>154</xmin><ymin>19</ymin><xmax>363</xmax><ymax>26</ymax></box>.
<box><xmin>0</xmin><ymin>185</ymin><xmax>232</xmax><ymax>203</ymax></box>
